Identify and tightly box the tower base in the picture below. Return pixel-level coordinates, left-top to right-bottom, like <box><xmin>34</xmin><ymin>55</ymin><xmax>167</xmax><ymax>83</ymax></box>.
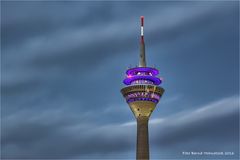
<box><xmin>137</xmin><ymin>116</ymin><xmax>149</xmax><ymax>160</ymax></box>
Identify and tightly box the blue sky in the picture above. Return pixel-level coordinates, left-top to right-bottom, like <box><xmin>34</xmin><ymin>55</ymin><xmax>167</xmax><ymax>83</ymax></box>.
<box><xmin>1</xmin><ymin>1</ymin><xmax>239</xmax><ymax>159</ymax></box>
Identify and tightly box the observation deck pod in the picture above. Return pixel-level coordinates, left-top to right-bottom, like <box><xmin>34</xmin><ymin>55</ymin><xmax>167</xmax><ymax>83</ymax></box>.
<box><xmin>121</xmin><ymin>84</ymin><xmax>164</xmax><ymax>118</ymax></box>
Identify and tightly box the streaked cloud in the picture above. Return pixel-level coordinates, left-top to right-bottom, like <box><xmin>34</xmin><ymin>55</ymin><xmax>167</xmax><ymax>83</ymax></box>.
<box><xmin>2</xmin><ymin>94</ymin><xmax>238</xmax><ymax>159</ymax></box>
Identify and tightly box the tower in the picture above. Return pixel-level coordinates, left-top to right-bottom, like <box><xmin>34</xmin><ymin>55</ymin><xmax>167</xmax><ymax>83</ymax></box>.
<box><xmin>121</xmin><ymin>16</ymin><xmax>165</xmax><ymax>160</ymax></box>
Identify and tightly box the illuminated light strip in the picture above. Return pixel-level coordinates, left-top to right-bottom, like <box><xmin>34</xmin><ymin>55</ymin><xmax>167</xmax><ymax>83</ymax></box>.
<box><xmin>123</xmin><ymin>75</ymin><xmax>162</xmax><ymax>85</ymax></box>
<box><xmin>141</xmin><ymin>26</ymin><xmax>144</xmax><ymax>36</ymax></box>
<box><xmin>140</xmin><ymin>16</ymin><xmax>144</xmax><ymax>43</ymax></box>
<box><xmin>127</xmin><ymin>98</ymin><xmax>159</xmax><ymax>103</ymax></box>
<box><xmin>131</xmin><ymin>79</ymin><xmax>154</xmax><ymax>85</ymax></box>
<box><xmin>125</xmin><ymin>92</ymin><xmax>161</xmax><ymax>100</ymax></box>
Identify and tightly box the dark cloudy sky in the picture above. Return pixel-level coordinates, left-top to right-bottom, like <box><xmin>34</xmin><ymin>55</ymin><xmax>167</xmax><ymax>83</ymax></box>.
<box><xmin>1</xmin><ymin>1</ymin><xmax>239</xmax><ymax>159</ymax></box>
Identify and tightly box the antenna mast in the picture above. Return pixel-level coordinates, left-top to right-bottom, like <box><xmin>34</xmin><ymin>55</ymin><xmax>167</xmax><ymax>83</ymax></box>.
<box><xmin>139</xmin><ymin>16</ymin><xmax>146</xmax><ymax>67</ymax></box>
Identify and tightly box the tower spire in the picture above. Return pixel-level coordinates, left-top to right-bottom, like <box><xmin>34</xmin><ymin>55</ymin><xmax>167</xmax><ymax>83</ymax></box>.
<box><xmin>139</xmin><ymin>16</ymin><xmax>146</xmax><ymax>67</ymax></box>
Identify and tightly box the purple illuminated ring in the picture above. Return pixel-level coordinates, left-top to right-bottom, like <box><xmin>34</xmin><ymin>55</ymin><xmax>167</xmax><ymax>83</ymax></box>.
<box><xmin>123</xmin><ymin>75</ymin><xmax>162</xmax><ymax>85</ymax></box>
<box><xmin>127</xmin><ymin>98</ymin><xmax>159</xmax><ymax>103</ymax></box>
<box><xmin>126</xmin><ymin>67</ymin><xmax>159</xmax><ymax>76</ymax></box>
